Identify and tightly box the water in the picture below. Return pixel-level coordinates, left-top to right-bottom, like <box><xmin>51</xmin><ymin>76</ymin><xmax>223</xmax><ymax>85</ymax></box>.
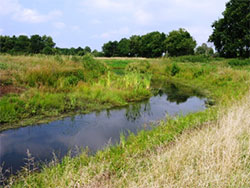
<box><xmin>0</xmin><ymin>85</ymin><xmax>207</xmax><ymax>176</ymax></box>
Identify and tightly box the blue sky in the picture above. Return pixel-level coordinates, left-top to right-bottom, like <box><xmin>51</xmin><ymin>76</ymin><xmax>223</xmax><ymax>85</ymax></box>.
<box><xmin>0</xmin><ymin>0</ymin><xmax>228</xmax><ymax>50</ymax></box>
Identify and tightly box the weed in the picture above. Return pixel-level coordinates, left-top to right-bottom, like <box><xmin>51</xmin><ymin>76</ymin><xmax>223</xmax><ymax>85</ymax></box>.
<box><xmin>171</xmin><ymin>63</ymin><xmax>180</xmax><ymax>76</ymax></box>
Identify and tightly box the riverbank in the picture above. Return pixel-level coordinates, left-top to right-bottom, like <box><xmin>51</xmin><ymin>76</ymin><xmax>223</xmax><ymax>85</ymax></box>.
<box><xmin>1</xmin><ymin>55</ymin><xmax>249</xmax><ymax>132</ymax></box>
<box><xmin>3</xmin><ymin>56</ymin><xmax>250</xmax><ymax>187</ymax></box>
<box><xmin>0</xmin><ymin>55</ymin><xmax>152</xmax><ymax>131</ymax></box>
<box><xmin>7</xmin><ymin>91</ymin><xmax>250</xmax><ymax>187</ymax></box>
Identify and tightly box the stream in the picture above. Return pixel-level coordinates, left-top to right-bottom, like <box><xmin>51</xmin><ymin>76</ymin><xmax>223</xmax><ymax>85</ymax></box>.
<box><xmin>0</xmin><ymin>84</ymin><xmax>207</xmax><ymax>177</ymax></box>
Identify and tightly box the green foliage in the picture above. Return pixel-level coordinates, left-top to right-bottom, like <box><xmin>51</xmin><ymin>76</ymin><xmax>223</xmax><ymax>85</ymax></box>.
<box><xmin>102</xmin><ymin>41</ymin><xmax>119</xmax><ymax>57</ymax></box>
<box><xmin>140</xmin><ymin>32</ymin><xmax>166</xmax><ymax>58</ymax></box>
<box><xmin>171</xmin><ymin>55</ymin><xmax>217</xmax><ymax>63</ymax></box>
<box><xmin>92</xmin><ymin>50</ymin><xmax>104</xmax><ymax>57</ymax></box>
<box><xmin>117</xmin><ymin>38</ymin><xmax>131</xmax><ymax>57</ymax></box>
<box><xmin>209</xmin><ymin>0</ymin><xmax>250</xmax><ymax>58</ymax></box>
<box><xmin>102</xmin><ymin>32</ymin><xmax>166</xmax><ymax>58</ymax></box>
<box><xmin>0</xmin><ymin>62</ymin><xmax>8</xmax><ymax>70</ymax></box>
<box><xmin>195</xmin><ymin>43</ymin><xmax>214</xmax><ymax>56</ymax></box>
<box><xmin>82</xmin><ymin>54</ymin><xmax>108</xmax><ymax>79</ymax></box>
<box><xmin>228</xmin><ymin>59</ymin><xmax>250</xmax><ymax>67</ymax></box>
<box><xmin>0</xmin><ymin>34</ymin><xmax>56</xmax><ymax>55</ymax></box>
<box><xmin>171</xmin><ymin>63</ymin><xmax>180</xmax><ymax>76</ymax></box>
<box><xmin>165</xmin><ymin>28</ymin><xmax>197</xmax><ymax>56</ymax></box>
<box><xmin>129</xmin><ymin>35</ymin><xmax>141</xmax><ymax>57</ymax></box>
<box><xmin>125</xmin><ymin>60</ymin><xmax>151</xmax><ymax>73</ymax></box>
<box><xmin>42</xmin><ymin>46</ymin><xmax>55</xmax><ymax>55</ymax></box>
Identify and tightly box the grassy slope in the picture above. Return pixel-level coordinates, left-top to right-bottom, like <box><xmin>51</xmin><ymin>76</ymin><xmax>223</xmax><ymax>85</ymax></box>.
<box><xmin>4</xmin><ymin>56</ymin><xmax>250</xmax><ymax>187</ymax></box>
<box><xmin>0</xmin><ymin>55</ymin><xmax>151</xmax><ymax>131</ymax></box>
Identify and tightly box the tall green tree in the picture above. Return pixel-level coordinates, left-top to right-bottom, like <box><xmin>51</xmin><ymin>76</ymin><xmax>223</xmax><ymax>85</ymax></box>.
<box><xmin>84</xmin><ymin>46</ymin><xmax>92</xmax><ymax>54</ymax></box>
<box><xmin>0</xmin><ymin>36</ymin><xmax>15</xmax><ymax>53</ymax></box>
<box><xmin>117</xmin><ymin>38</ymin><xmax>131</xmax><ymax>57</ymax></box>
<box><xmin>14</xmin><ymin>35</ymin><xmax>30</xmax><ymax>53</ymax></box>
<box><xmin>209</xmin><ymin>0</ymin><xmax>250</xmax><ymax>58</ymax></box>
<box><xmin>165</xmin><ymin>28</ymin><xmax>196</xmax><ymax>56</ymax></box>
<box><xmin>102</xmin><ymin>41</ymin><xmax>118</xmax><ymax>57</ymax></box>
<box><xmin>42</xmin><ymin>35</ymin><xmax>55</xmax><ymax>48</ymax></box>
<box><xmin>129</xmin><ymin>35</ymin><xmax>141</xmax><ymax>57</ymax></box>
<box><xmin>196</xmin><ymin>43</ymin><xmax>214</xmax><ymax>56</ymax></box>
<box><xmin>140</xmin><ymin>31</ymin><xmax>166</xmax><ymax>58</ymax></box>
<box><xmin>30</xmin><ymin>35</ymin><xmax>44</xmax><ymax>54</ymax></box>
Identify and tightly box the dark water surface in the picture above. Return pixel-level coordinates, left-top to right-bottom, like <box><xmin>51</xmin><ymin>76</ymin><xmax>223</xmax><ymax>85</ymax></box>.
<box><xmin>0</xmin><ymin>86</ymin><xmax>207</xmax><ymax>176</ymax></box>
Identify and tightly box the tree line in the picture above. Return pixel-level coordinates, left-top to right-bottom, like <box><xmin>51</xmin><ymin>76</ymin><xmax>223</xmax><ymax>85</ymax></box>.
<box><xmin>102</xmin><ymin>29</ymin><xmax>198</xmax><ymax>58</ymax></box>
<box><xmin>0</xmin><ymin>29</ymin><xmax>198</xmax><ymax>58</ymax></box>
<box><xmin>0</xmin><ymin>35</ymin><xmax>98</xmax><ymax>56</ymax></box>
<box><xmin>0</xmin><ymin>35</ymin><xmax>56</xmax><ymax>55</ymax></box>
<box><xmin>0</xmin><ymin>0</ymin><xmax>249</xmax><ymax>58</ymax></box>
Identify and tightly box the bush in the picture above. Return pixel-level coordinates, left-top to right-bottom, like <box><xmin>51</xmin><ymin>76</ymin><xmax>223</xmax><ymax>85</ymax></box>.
<box><xmin>171</xmin><ymin>55</ymin><xmax>214</xmax><ymax>63</ymax></box>
<box><xmin>82</xmin><ymin>54</ymin><xmax>108</xmax><ymax>79</ymax></box>
<box><xmin>228</xmin><ymin>59</ymin><xmax>250</xmax><ymax>67</ymax></box>
<box><xmin>171</xmin><ymin>64</ymin><xmax>180</xmax><ymax>76</ymax></box>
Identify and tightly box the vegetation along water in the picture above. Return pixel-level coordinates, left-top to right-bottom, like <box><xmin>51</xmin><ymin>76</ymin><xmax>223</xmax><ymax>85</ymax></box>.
<box><xmin>0</xmin><ymin>0</ymin><xmax>250</xmax><ymax>187</ymax></box>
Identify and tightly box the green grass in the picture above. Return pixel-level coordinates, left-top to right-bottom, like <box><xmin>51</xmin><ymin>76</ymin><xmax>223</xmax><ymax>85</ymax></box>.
<box><xmin>0</xmin><ymin>55</ymin><xmax>151</xmax><ymax>131</ymax></box>
<box><xmin>2</xmin><ymin>55</ymin><xmax>250</xmax><ymax>187</ymax></box>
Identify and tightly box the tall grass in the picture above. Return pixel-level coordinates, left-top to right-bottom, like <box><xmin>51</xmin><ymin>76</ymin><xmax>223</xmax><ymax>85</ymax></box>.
<box><xmin>122</xmin><ymin>93</ymin><xmax>250</xmax><ymax>188</ymax></box>
<box><xmin>0</xmin><ymin>55</ymin><xmax>152</xmax><ymax>129</ymax></box>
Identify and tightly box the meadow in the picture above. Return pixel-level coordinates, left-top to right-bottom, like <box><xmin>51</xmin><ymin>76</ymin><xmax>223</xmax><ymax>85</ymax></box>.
<box><xmin>1</xmin><ymin>54</ymin><xmax>250</xmax><ymax>187</ymax></box>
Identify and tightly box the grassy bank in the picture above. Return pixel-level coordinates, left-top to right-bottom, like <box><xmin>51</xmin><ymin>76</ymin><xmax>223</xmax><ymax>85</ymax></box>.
<box><xmin>0</xmin><ymin>55</ymin><xmax>151</xmax><ymax>131</ymax></box>
<box><xmin>3</xmin><ymin>55</ymin><xmax>250</xmax><ymax>187</ymax></box>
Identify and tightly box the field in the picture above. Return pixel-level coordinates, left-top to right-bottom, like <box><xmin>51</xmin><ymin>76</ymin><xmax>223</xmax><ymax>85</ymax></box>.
<box><xmin>1</xmin><ymin>54</ymin><xmax>250</xmax><ymax>187</ymax></box>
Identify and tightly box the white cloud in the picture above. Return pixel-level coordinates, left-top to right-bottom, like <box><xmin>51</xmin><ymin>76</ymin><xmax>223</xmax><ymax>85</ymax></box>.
<box><xmin>91</xmin><ymin>19</ymin><xmax>102</xmax><ymax>24</ymax></box>
<box><xmin>134</xmin><ymin>10</ymin><xmax>153</xmax><ymax>25</ymax></box>
<box><xmin>94</xmin><ymin>27</ymin><xmax>130</xmax><ymax>39</ymax></box>
<box><xmin>71</xmin><ymin>25</ymin><xmax>80</xmax><ymax>31</ymax></box>
<box><xmin>53</xmin><ymin>22</ymin><xmax>66</xmax><ymax>29</ymax></box>
<box><xmin>81</xmin><ymin>0</ymin><xmax>132</xmax><ymax>12</ymax></box>
<box><xmin>0</xmin><ymin>0</ymin><xmax>62</xmax><ymax>23</ymax></box>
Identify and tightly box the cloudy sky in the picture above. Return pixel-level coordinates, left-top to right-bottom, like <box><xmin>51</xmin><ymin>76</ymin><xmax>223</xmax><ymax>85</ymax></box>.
<box><xmin>0</xmin><ymin>0</ymin><xmax>228</xmax><ymax>50</ymax></box>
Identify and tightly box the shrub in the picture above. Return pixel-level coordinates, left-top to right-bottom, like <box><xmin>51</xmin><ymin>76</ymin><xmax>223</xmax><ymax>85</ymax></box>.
<box><xmin>82</xmin><ymin>54</ymin><xmax>108</xmax><ymax>79</ymax></box>
<box><xmin>228</xmin><ymin>59</ymin><xmax>250</xmax><ymax>67</ymax></box>
<box><xmin>171</xmin><ymin>55</ymin><xmax>213</xmax><ymax>63</ymax></box>
<box><xmin>171</xmin><ymin>64</ymin><xmax>180</xmax><ymax>76</ymax></box>
<box><xmin>0</xmin><ymin>62</ymin><xmax>8</xmax><ymax>70</ymax></box>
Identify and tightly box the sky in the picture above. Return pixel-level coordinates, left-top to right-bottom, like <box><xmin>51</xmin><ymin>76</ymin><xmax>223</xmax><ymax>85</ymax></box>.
<box><xmin>0</xmin><ymin>0</ymin><xmax>229</xmax><ymax>51</ymax></box>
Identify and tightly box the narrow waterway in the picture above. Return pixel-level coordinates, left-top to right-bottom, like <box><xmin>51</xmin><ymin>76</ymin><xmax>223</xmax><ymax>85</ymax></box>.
<box><xmin>0</xmin><ymin>85</ymin><xmax>207</xmax><ymax>176</ymax></box>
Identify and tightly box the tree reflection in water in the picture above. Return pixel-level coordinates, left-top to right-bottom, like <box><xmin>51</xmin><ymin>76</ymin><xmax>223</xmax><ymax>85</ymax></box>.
<box><xmin>125</xmin><ymin>101</ymin><xmax>151</xmax><ymax>122</ymax></box>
